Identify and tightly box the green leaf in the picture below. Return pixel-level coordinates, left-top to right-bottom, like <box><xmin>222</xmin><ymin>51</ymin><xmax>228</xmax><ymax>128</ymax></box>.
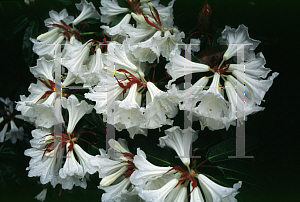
<box><xmin>128</xmin><ymin>136</ymin><xmax>173</xmax><ymax>167</ymax></box>
<box><xmin>196</xmin><ymin>45</ymin><xmax>228</xmax><ymax>67</ymax></box>
<box><xmin>74</xmin><ymin>94</ymin><xmax>106</xmax><ymax>133</ymax></box>
<box><xmin>84</xmin><ymin>18</ymin><xmax>100</xmax><ymax>24</ymax></box>
<box><xmin>216</xmin><ymin>159</ymin><xmax>268</xmax><ymax>187</ymax></box>
<box><xmin>110</xmin><ymin>13</ymin><xmax>127</xmax><ymax>27</ymax></box>
<box><xmin>22</xmin><ymin>18</ymin><xmax>39</xmax><ymax>66</ymax></box>
<box><xmin>206</xmin><ymin>136</ymin><xmax>260</xmax><ymax>162</ymax></box>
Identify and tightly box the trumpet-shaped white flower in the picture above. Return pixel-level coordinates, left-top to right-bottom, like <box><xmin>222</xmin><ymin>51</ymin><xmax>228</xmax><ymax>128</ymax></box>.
<box><xmin>0</xmin><ymin>97</ymin><xmax>25</xmax><ymax>143</ymax></box>
<box><xmin>217</xmin><ymin>24</ymin><xmax>260</xmax><ymax>61</ymax></box>
<box><xmin>99</xmin><ymin>178</ymin><xmax>132</xmax><ymax>202</ymax></box>
<box><xmin>190</xmin><ymin>183</ymin><xmax>205</xmax><ymax>202</ymax></box>
<box><xmin>61</xmin><ymin>94</ymin><xmax>93</xmax><ymax>134</ymax></box>
<box><xmin>192</xmin><ymin>73</ymin><xmax>229</xmax><ymax>131</ymax></box>
<box><xmin>91</xmin><ymin>139</ymin><xmax>138</xmax><ymax>200</ymax></box>
<box><xmin>31</xmin><ymin>33</ymin><xmax>65</xmax><ymax>58</ymax></box>
<box><xmin>224</xmin><ymin>80</ymin><xmax>264</xmax><ymax>128</ymax></box>
<box><xmin>73</xmin><ymin>144</ymin><xmax>98</xmax><ymax>175</ymax></box>
<box><xmin>114</xmin><ymin>84</ymin><xmax>145</xmax><ymax>138</ymax></box>
<box><xmin>135</xmin><ymin>178</ymin><xmax>179</xmax><ymax>202</ymax></box>
<box><xmin>159</xmin><ymin>126</ymin><xmax>198</xmax><ymax>165</ymax></box>
<box><xmin>228</xmin><ymin>52</ymin><xmax>271</xmax><ymax>79</ymax></box>
<box><xmin>141</xmin><ymin>82</ymin><xmax>178</xmax><ymax>129</ymax></box>
<box><xmin>174</xmin><ymin>186</ymin><xmax>188</xmax><ymax>202</ymax></box>
<box><xmin>129</xmin><ymin>30</ymin><xmax>161</xmax><ymax>63</ymax></box>
<box><xmin>34</xmin><ymin>189</ymin><xmax>47</xmax><ymax>202</ymax></box>
<box><xmin>73</xmin><ymin>0</ymin><xmax>101</xmax><ymax>25</ymax></box>
<box><xmin>16</xmin><ymin>57</ymin><xmax>63</xmax><ymax>128</ymax></box>
<box><xmin>37</xmin><ymin>9</ymin><xmax>74</xmax><ymax>41</ymax></box>
<box><xmin>62</xmin><ymin>40</ymin><xmax>91</xmax><ymax>77</ymax></box>
<box><xmin>141</xmin><ymin>0</ymin><xmax>176</xmax><ymax>28</ymax></box>
<box><xmin>130</xmin><ymin>148</ymin><xmax>175</xmax><ymax>187</ymax></box>
<box><xmin>101</xmin><ymin>13</ymin><xmax>132</xmax><ymax>37</ymax></box>
<box><xmin>176</xmin><ymin>76</ymin><xmax>210</xmax><ymax>110</ymax></box>
<box><xmin>100</xmin><ymin>0</ymin><xmax>130</xmax><ymax>24</ymax></box>
<box><xmin>152</xmin><ymin>30</ymin><xmax>185</xmax><ymax>60</ymax></box>
<box><xmin>198</xmin><ymin>174</ymin><xmax>242</xmax><ymax>202</ymax></box>
<box><xmin>232</xmin><ymin>70</ymin><xmax>279</xmax><ymax>105</ymax></box>
<box><xmin>59</xmin><ymin>143</ymin><xmax>84</xmax><ymax>179</ymax></box>
<box><xmin>5</xmin><ymin>121</ymin><xmax>24</xmax><ymax>144</ymax></box>
<box><xmin>85</xmin><ymin>79</ymin><xmax>126</xmax><ymax>115</ymax></box>
<box><xmin>81</xmin><ymin>47</ymin><xmax>104</xmax><ymax>86</ymax></box>
<box><xmin>166</xmin><ymin>50</ymin><xmax>210</xmax><ymax>87</ymax></box>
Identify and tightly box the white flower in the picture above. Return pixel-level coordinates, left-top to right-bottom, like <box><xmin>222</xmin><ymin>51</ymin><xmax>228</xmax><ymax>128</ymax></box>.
<box><xmin>99</xmin><ymin>178</ymin><xmax>132</xmax><ymax>202</ymax></box>
<box><xmin>228</xmin><ymin>52</ymin><xmax>271</xmax><ymax>79</ymax></box>
<box><xmin>192</xmin><ymin>73</ymin><xmax>229</xmax><ymax>131</ymax></box>
<box><xmin>217</xmin><ymin>24</ymin><xmax>260</xmax><ymax>61</ymax></box>
<box><xmin>190</xmin><ymin>38</ymin><xmax>201</xmax><ymax>52</ymax></box>
<box><xmin>0</xmin><ymin>123</ymin><xmax>8</xmax><ymax>142</ymax></box>
<box><xmin>141</xmin><ymin>0</ymin><xmax>176</xmax><ymax>28</ymax></box>
<box><xmin>166</xmin><ymin>50</ymin><xmax>210</xmax><ymax>87</ymax></box>
<box><xmin>114</xmin><ymin>83</ymin><xmax>145</xmax><ymax>138</ymax></box>
<box><xmin>159</xmin><ymin>126</ymin><xmax>198</xmax><ymax>165</ymax></box>
<box><xmin>73</xmin><ymin>144</ymin><xmax>98</xmax><ymax>175</ymax></box>
<box><xmin>135</xmin><ymin>178</ymin><xmax>179</xmax><ymax>202</ymax></box>
<box><xmin>85</xmin><ymin>79</ymin><xmax>125</xmax><ymax>115</ymax></box>
<box><xmin>101</xmin><ymin>13</ymin><xmax>132</xmax><ymax>37</ymax></box>
<box><xmin>81</xmin><ymin>47</ymin><xmax>104</xmax><ymax>86</ymax></box>
<box><xmin>224</xmin><ymin>80</ymin><xmax>263</xmax><ymax>128</ymax></box>
<box><xmin>0</xmin><ymin>97</ymin><xmax>25</xmax><ymax>143</ymax></box>
<box><xmin>100</xmin><ymin>0</ymin><xmax>130</xmax><ymax>24</ymax></box>
<box><xmin>37</xmin><ymin>9</ymin><xmax>74</xmax><ymax>41</ymax></box>
<box><xmin>129</xmin><ymin>30</ymin><xmax>162</xmax><ymax>63</ymax></box>
<box><xmin>232</xmin><ymin>70</ymin><xmax>279</xmax><ymax>105</ymax></box>
<box><xmin>198</xmin><ymin>174</ymin><xmax>242</xmax><ymax>202</ymax></box>
<box><xmin>61</xmin><ymin>94</ymin><xmax>93</xmax><ymax>134</ymax></box>
<box><xmin>176</xmin><ymin>76</ymin><xmax>209</xmax><ymax>110</ymax></box>
<box><xmin>31</xmin><ymin>33</ymin><xmax>65</xmax><ymax>58</ymax></box>
<box><xmin>141</xmin><ymin>82</ymin><xmax>178</xmax><ymax>129</ymax></box>
<box><xmin>25</xmin><ymin>144</ymin><xmax>61</xmax><ymax>184</ymax></box>
<box><xmin>73</xmin><ymin>0</ymin><xmax>101</xmax><ymax>25</ymax></box>
<box><xmin>174</xmin><ymin>186</ymin><xmax>188</xmax><ymax>202</ymax></box>
<box><xmin>16</xmin><ymin>57</ymin><xmax>63</xmax><ymax>128</ymax></box>
<box><xmin>130</xmin><ymin>148</ymin><xmax>175</xmax><ymax>187</ymax></box>
<box><xmin>190</xmin><ymin>183</ymin><xmax>205</xmax><ymax>202</ymax></box>
<box><xmin>152</xmin><ymin>30</ymin><xmax>185</xmax><ymax>60</ymax></box>
<box><xmin>59</xmin><ymin>143</ymin><xmax>84</xmax><ymax>179</ymax></box>
<box><xmin>5</xmin><ymin>121</ymin><xmax>24</xmax><ymax>144</ymax></box>
<box><xmin>34</xmin><ymin>189</ymin><xmax>47</xmax><ymax>202</ymax></box>
<box><xmin>62</xmin><ymin>40</ymin><xmax>91</xmax><ymax>77</ymax></box>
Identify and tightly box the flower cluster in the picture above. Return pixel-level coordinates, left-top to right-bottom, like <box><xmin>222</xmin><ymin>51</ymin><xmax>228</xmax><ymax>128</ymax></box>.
<box><xmin>10</xmin><ymin>0</ymin><xmax>279</xmax><ymax>201</ymax></box>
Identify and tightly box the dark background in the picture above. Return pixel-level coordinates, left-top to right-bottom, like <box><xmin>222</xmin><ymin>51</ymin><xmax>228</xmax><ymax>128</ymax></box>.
<box><xmin>0</xmin><ymin>0</ymin><xmax>299</xmax><ymax>201</ymax></box>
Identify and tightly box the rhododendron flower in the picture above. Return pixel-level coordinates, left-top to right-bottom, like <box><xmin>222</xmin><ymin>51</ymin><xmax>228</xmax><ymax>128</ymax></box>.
<box><xmin>135</xmin><ymin>178</ymin><xmax>179</xmax><ymax>202</ymax></box>
<box><xmin>0</xmin><ymin>97</ymin><xmax>24</xmax><ymax>143</ymax></box>
<box><xmin>34</xmin><ymin>189</ymin><xmax>47</xmax><ymax>202</ymax></box>
<box><xmin>100</xmin><ymin>0</ymin><xmax>130</xmax><ymax>24</ymax></box>
<box><xmin>37</xmin><ymin>9</ymin><xmax>74</xmax><ymax>41</ymax></box>
<box><xmin>159</xmin><ymin>126</ymin><xmax>198</xmax><ymax>165</ymax></box>
<box><xmin>192</xmin><ymin>73</ymin><xmax>229</xmax><ymax>131</ymax></box>
<box><xmin>91</xmin><ymin>139</ymin><xmax>139</xmax><ymax>201</ymax></box>
<box><xmin>198</xmin><ymin>174</ymin><xmax>242</xmax><ymax>202</ymax></box>
<box><xmin>72</xmin><ymin>0</ymin><xmax>101</xmax><ymax>25</ymax></box>
<box><xmin>217</xmin><ymin>24</ymin><xmax>260</xmax><ymax>61</ymax></box>
<box><xmin>16</xmin><ymin>57</ymin><xmax>63</xmax><ymax>128</ymax></box>
<box><xmin>101</xmin><ymin>13</ymin><xmax>132</xmax><ymax>38</ymax></box>
<box><xmin>130</xmin><ymin>148</ymin><xmax>175</xmax><ymax>188</ymax></box>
